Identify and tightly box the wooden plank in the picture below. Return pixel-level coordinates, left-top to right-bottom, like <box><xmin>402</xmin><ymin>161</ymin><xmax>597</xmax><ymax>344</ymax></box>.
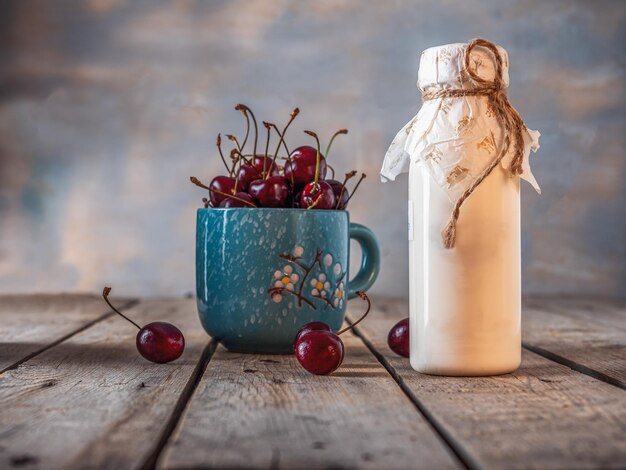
<box><xmin>0</xmin><ymin>294</ymin><xmax>134</xmax><ymax>373</ymax></box>
<box><xmin>523</xmin><ymin>297</ymin><xmax>626</xmax><ymax>388</ymax></box>
<box><xmin>158</xmin><ymin>323</ymin><xmax>461</xmax><ymax>469</ymax></box>
<box><xmin>347</xmin><ymin>296</ymin><xmax>626</xmax><ymax>470</ymax></box>
<box><xmin>0</xmin><ymin>298</ymin><xmax>210</xmax><ymax>470</ymax></box>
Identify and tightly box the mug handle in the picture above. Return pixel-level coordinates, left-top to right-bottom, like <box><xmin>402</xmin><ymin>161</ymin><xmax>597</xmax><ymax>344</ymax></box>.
<box><xmin>348</xmin><ymin>223</ymin><xmax>381</xmax><ymax>299</ymax></box>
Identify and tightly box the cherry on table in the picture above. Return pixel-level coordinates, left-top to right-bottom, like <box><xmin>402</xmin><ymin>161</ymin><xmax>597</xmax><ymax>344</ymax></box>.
<box><xmin>293</xmin><ymin>321</ymin><xmax>331</xmax><ymax>348</ymax></box>
<box><xmin>387</xmin><ymin>318</ymin><xmax>409</xmax><ymax>357</ymax></box>
<box><xmin>136</xmin><ymin>322</ymin><xmax>185</xmax><ymax>363</ymax></box>
<box><xmin>103</xmin><ymin>287</ymin><xmax>185</xmax><ymax>364</ymax></box>
<box><xmin>293</xmin><ymin>291</ymin><xmax>371</xmax><ymax>376</ymax></box>
<box><xmin>248</xmin><ymin>175</ymin><xmax>291</xmax><ymax>208</ymax></box>
<box><xmin>284</xmin><ymin>146</ymin><xmax>327</xmax><ymax>186</ymax></box>
<box><xmin>295</xmin><ymin>330</ymin><xmax>344</xmax><ymax>375</ymax></box>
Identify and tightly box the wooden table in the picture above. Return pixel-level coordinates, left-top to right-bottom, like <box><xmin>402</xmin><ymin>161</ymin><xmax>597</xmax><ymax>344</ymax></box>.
<box><xmin>0</xmin><ymin>295</ymin><xmax>624</xmax><ymax>469</ymax></box>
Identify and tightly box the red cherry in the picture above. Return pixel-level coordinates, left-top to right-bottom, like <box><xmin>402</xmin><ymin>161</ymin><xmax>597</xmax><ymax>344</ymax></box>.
<box><xmin>137</xmin><ymin>322</ymin><xmax>185</xmax><ymax>363</ymax></box>
<box><xmin>387</xmin><ymin>318</ymin><xmax>409</xmax><ymax>357</ymax></box>
<box><xmin>219</xmin><ymin>192</ymin><xmax>257</xmax><ymax>208</ymax></box>
<box><xmin>293</xmin><ymin>321</ymin><xmax>332</xmax><ymax>348</ymax></box>
<box><xmin>300</xmin><ymin>181</ymin><xmax>336</xmax><ymax>209</ymax></box>
<box><xmin>326</xmin><ymin>179</ymin><xmax>349</xmax><ymax>210</ymax></box>
<box><xmin>237</xmin><ymin>164</ymin><xmax>262</xmax><ymax>191</ymax></box>
<box><xmin>284</xmin><ymin>146</ymin><xmax>327</xmax><ymax>186</ymax></box>
<box><xmin>103</xmin><ymin>287</ymin><xmax>185</xmax><ymax>364</ymax></box>
<box><xmin>208</xmin><ymin>175</ymin><xmax>238</xmax><ymax>206</ymax></box>
<box><xmin>248</xmin><ymin>176</ymin><xmax>291</xmax><ymax>208</ymax></box>
<box><xmin>252</xmin><ymin>156</ymin><xmax>280</xmax><ymax>177</ymax></box>
<box><xmin>295</xmin><ymin>330</ymin><xmax>344</xmax><ymax>375</ymax></box>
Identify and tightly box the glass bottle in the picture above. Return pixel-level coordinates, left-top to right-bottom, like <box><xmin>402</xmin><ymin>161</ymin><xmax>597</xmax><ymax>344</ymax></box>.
<box><xmin>381</xmin><ymin>40</ymin><xmax>541</xmax><ymax>376</ymax></box>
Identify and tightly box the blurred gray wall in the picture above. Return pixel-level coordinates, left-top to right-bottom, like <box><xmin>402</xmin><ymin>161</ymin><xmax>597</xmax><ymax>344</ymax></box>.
<box><xmin>1</xmin><ymin>0</ymin><xmax>624</xmax><ymax>299</ymax></box>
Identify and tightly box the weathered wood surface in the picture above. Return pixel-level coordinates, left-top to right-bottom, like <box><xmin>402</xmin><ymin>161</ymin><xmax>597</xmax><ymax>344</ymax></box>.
<box><xmin>523</xmin><ymin>297</ymin><xmax>626</xmax><ymax>388</ymax></box>
<box><xmin>158</xmin><ymin>326</ymin><xmax>460</xmax><ymax>470</ymax></box>
<box><xmin>0</xmin><ymin>295</ymin><xmax>624</xmax><ymax>470</ymax></box>
<box><xmin>0</xmin><ymin>294</ymin><xmax>134</xmax><ymax>373</ymax></box>
<box><xmin>347</xmin><ymin>296</ymin><xmax>626</xmax><ymax>470</ymax></box>
<box><xmin>0</xmin><ymin>298</ymin><xmax>209</xmax><ymax>470</ymax></box>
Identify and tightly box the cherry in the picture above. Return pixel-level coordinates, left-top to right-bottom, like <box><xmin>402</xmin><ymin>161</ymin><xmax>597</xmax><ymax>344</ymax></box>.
<box><xmin>299</xmin><ymin>130</ymin><xmax>335</xmax><ymax>209</ymax></box>
<box><xmin>219</xmin><ymin>192</ymin><xmax>257</xmax><ymax>208</ymax></box>
<box><xmin>208</xmin><ymin>175</ymin><xmax>238</xmax><ymax>206</ymax></box>
<box><xmin>284</xmin><ymin>146</ymin><xmax>327</xmax><ymax>186</ymax></box>
<box><xmin>295</xmin><ymin>331</ymin><xmax>344</xmax><ymax>375</ymax></box>
<box><xmin>293</xmin><ymin>291</ymin><xmax>371</xmax><ymax>375</ymax></box>
<box><xmin>252</xmin><ymin>156</ymin><xmax>280</xmax><ymax>177</ymax></box>
<box><xmin>248</xmin><ymin>176</ymin><xmax>291</xmax><ymax>208</ymax></box>
<box><xmin>293</xmin><ymin>321</ymin><xmax>331</xmax><ymax>348</ymax></box>
<box><xmin>326</xmin><ymin>179</ymin><xmax>349</xmax><ymax>210</ymax></box>
<box><xmin>387</xmin><ymin>318</ymin><xmax>409</xmax><ymax>358</ymax></box>
<box><xmin>300</xmin><ymin>181</ymin><xmax>336</xmax><ymax>209</ymax></box>
<box><xmin>103</xmin><ymin>287</ymin><xmax>185</xmax><ymax>364</ymax></box>
<box><xmin>136</xmin><ymin>322</ymin><xmax>185</xmax><ymax>363</ymax></box>
<box><xmin>190</xmin><ymin>177</ymin><xmax>255</xmax><ymax>208</ymax></box>
<box><xmin>237</xmin><ymin>163</ymin><xmax>262</xmax><ymax>191</ymax></box>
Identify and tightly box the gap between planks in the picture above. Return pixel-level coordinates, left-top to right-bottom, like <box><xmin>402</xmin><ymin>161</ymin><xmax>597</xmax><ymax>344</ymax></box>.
<box><xmin>346</xmin><ymin>316</ymin><xmax>479</xmax><ymax>470</ymax></box>
<box><xmin>522</xmin><ymin>342</ymin><xmax>626</xmax><ymax>391</ymax></box>
<box><xmin>141</xmin><ymin>339</ymin><xmax>218</xmax><ymax>470</ymax></box>
<box><xmin>0</xmin><ymin>298</ymin><xmax>140</xmax><ymax>375</ymax></box>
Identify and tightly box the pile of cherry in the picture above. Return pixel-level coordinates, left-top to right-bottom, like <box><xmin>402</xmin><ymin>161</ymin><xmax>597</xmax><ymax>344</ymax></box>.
<box><xmin>103</xmin><ymin>287</ymin><xmax>409</xmax><ymax>372</ymax></box>
<box><xmin>190</xmin><ymin>104</ymin><xmax>365</xmax><ymax>210</ymax></box>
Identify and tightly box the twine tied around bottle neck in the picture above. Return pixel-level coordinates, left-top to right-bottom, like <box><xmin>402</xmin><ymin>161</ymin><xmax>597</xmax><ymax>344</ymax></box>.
<box><xmin>421</xmin><ymin>38</ymin><xmax>527</xmax><ymax>249</ymax></box>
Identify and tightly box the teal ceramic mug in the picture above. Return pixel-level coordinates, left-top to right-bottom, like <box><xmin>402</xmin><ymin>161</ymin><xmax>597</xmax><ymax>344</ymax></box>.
<box><xmin>196</xmin><ymin>208</ymin><xmax>380</xmax><ymax>353</ymax></box>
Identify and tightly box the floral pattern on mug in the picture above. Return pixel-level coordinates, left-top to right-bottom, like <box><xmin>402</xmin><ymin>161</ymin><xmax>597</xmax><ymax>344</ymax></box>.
<box><xmin>267</xmin><ymin>246</ymin><xmax>346</xmax><ymax>310</ymax></box>
<box><xmin>310</xmin><ymin>273</ymin><xmax>331</xmax><ymax>298</ymax></box>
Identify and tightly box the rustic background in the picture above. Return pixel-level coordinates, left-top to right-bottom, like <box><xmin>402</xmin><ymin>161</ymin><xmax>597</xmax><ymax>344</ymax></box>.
<box><xmin>1</xmin><ymin>0</ymin><xmax>624</xmax><ymax>299</ymax></box>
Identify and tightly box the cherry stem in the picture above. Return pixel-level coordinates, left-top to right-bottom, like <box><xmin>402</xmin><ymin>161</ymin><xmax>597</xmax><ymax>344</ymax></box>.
<box><xmin>226</xmin><ymin>134</ymin><xmax>242</xmax><ymax>154</ymax></box>
<box><xmin>189</xmin><ymin>176</ymin><xmax>256</xmax><ymax>207</ymax></box>
<box><xmin>336</xmin><ymin>291</ymin><xmax>371</xmax><ymax>336</ymax></box>
<box><xmin>304</xmin><ymin>130</ymin><xmax>321</xmax><ymax>184</ymax></box>
<box><xmin>102</xmin><ymin>287</ymin><xmax>141</xmax><ymax>330</ymax></box>
<box><xmin>327</xmin><ymin>164</ymin><xmax>336</xmax><ymax>180</ymax></box>
<box><xmin>216</xmin><ymin>134</ymin><xmax>229</xmax><ymax>172</ymax></box>
<box><xmin>202</xmin><ymin>197</ymin><xmax>210</xmax><ymax>208</ymax></box>
<box><xmin>234</xmin><ymin>105</ymin><xmax>250</xmax><ymax>152</ymax></box>
<box><xmin>335</xmin><ymin>170</ymin><xmax>357</xmax><ymax>209</ymax></box>
<box><xmin>231</xmin><ymin>152</ymin><xmax>245</xmax><ymax>192</ymax></box>
<box><xmin>227</xmin><ymin>149</ymin><xmax>238</xmax><ymax>177</ymax></box>
<box><xmin>345</xmin><ymin>173</ymin><xmax>366</xmax><ymax>205</ymax></box>
<box><xmin>263</xmin><ymin>122</ymin><xmax>271</xmax><ymax>173</ymax></box>
<box><xmin>324</xmin><ymin>129</ymin><xmax>348</xmax><ymax>159</ymax></box>
<box><xmin>231</xmin><ymin>148</ymin><xmax>253</xmax><ymax>167</ymax></box>
<box><xmin>270</xmin><ymin>109</ymin><xmax>299</xmax><ymax>176</ymax></box>
<box><xmin>235</xmin><ymin>104</ymin><xmax>258</xmax><ymax>156</ymax></box>
<box><xmin>306</xmin><ymin>192</ymin><xmax>323</xmax><ymax>210</ymax></box>
<box><xmin>269</xmin><ymin>119</ymin><xmax>296</xmax><ymax>199</ymax></box>
<box><xmin>275</xmin><ymin>108</ymin><xmax>299</xmax><ymax>157</ymax></box>
<box><xmin>266</xmin><ymin>123</ymin><xmax>283</xmax><ymax>178</ymax></box>
<box><xmin>263</xmin><ymin>121</ymin><xmax>276</xmax><ymax>176</ymax></box>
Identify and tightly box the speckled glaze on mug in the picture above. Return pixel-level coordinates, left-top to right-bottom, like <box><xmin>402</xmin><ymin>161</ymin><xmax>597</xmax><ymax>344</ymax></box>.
<box><xmin>196</xmin><ymin>208</ymin><xmax>380</xmax><ymax>353</ymax></box>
